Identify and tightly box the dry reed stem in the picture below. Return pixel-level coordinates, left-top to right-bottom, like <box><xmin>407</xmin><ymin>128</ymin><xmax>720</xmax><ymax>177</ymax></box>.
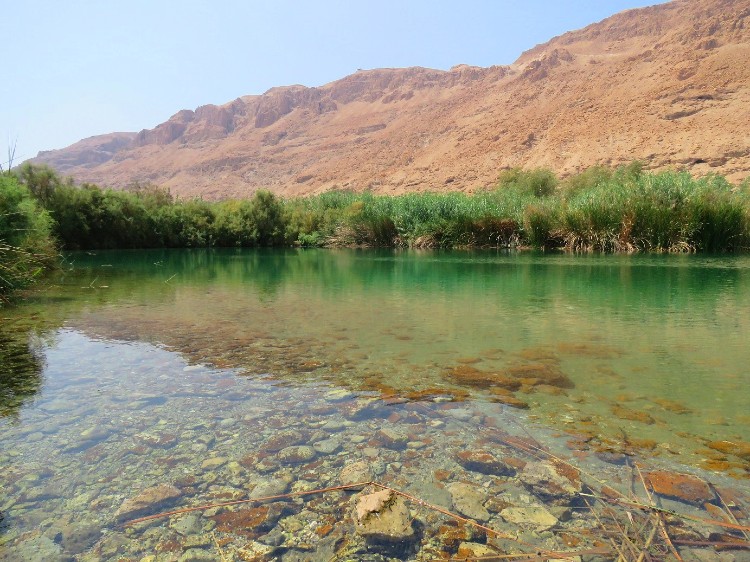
<box><xmin>579</xmin><ymin>493</ymin><xmax>750</xmax><ymax>532</ymax></box>
<box><xmin>431</xmin><ymin>549</ymin><xmax>613</xmax><ymax>561</ymax></box>
<box><xmin>211</xmin><ymin>531</ymin><xmax>230</xmax><ymax>562</ymax></box>
<box><xmin>635</xmin><ymin>519</ymin><xmax>660</xmax><ymax>562</ymax></box>
<box><xmin>582</xmin><ymin>495</ymin><xmax>631</xmax><ymax>561</ymax></box>
<box><xmin>673</xmin><ymin>539</ymin><xmax>750</xmax><ymax>549</ymax></box>
<box><xmin>711</xmin><ymin>483</ymin><xmax>750</xmax><ymax>542</ymax></box>
<box><xmin>123</xmin><ymin>479</ymin><xmax>601</xmax><ymax>559</ymax></box>
<box><xmin>635</xmin><ymin>462</ymin><xmax>683</xmax><ymax>561</ymax></box>
<box><xmin>123</xmin><ymin>481</ymin><xmax>372</xmax><ymax>526</ymax></box>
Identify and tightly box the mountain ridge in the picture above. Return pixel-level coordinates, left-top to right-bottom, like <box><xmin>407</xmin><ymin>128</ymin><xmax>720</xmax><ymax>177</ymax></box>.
<box><xmin>29</xmin><ymin>0</ymin><xmax>750</xmax><ymax>198</ymax></box>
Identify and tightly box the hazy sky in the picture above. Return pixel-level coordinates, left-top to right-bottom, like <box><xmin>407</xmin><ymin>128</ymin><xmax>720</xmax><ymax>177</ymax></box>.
<box><xmin>4</xmin><ymin>0</ymin><xmax>668</xmax><ymax>165</ymax></box>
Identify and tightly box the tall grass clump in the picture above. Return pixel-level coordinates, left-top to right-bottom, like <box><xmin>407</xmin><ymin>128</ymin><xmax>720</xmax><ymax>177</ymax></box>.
<box><xmin>0</xmin><ymin>175</ymin><xmax>57</xmax><ymax>302</ymax></box>
<box><xmin>560</xmin><ymin>169</ymin><xmax>750</xmax><ymax>252</ymax></box>
<box><xmin>11</xmin><ymin>163</ymin><xmax>750</xmax><ymax>254</ymax></box>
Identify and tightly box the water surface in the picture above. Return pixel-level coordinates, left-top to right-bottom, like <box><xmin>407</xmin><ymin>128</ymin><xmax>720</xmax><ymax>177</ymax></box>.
<box><xmin>1</xmin><ymin>249</ymin><xmax>749</xmax><ymax>560</ymax></box>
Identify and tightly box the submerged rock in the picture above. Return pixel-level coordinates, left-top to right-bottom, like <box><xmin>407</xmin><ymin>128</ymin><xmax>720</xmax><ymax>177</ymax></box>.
<box><xmin>645</xmin><ymin>471</ymin><xmax>714</xmax><ymax>505</ymax></box>
<box><xmin>457</xmin><ymin>542</ymin><xmax>500</xmax><ymax>558</ymax></box>
<box><xmin>169</xmin><ymin>513</ymin><xmax>202</xmax><ymax>536</ymax></box>
<box><xmin>10</xmin><ymin>534</ymin><xmax>66</xmax><ymax>562</ymax></box>
<box><xmin>446</xmin><ymin>482</ymin><xmax>490</xmax><ymax>522</ymax></box>
<box><xmin>340</xmin><ymin>461</ymin><xmax>373</xmax><ymax>486</ymax></box>
<box><xmin>352</xmin><ymin>489</ymin><xmax>415</xmax><ymax>544</ymax></box>
<box><xmin>249</xmin><ymin>477</ymin><xmax>290</xmax><ymax>499</ymax></box>
<box><xmin>114</xmin><ymin>484</ymin><xmax>181</xmax><ymax>522</ymax></box>
<box><xmin>519</xmin><ymin>461</ymin><xmax>581</xmax><ymax>505</ymax></box>
<box><xmin>500</xmin><ymin>505</ymin><xmax>559</xmax><ymax>530</ymax></box>
<box><xmin>376</xmin><ymin>428</ymin><xmax>409</xmax><ymax>450</ymax></box>
<box><xmin>313</xmin><ymin>437</ymin><xmax>341</xmax><ymax>455</ymax></box>
<box><xmin>262</xmin><ymin>429</ymin><xmax>308</xmax><ymax>453</ymax></box>
<box><xmin>277</xmin><ymin>446</ymin><xmax>317</xmax><ymax>464</ymax></box>
<box><xmin>200</xmin><ymin>456</ymin><xmax>228</xmax><ymax>470</ymax></box>
<box><xmin>455</xmin><ymin>450</ymin><xmax>515</xmax><ymax>476</ymax></box>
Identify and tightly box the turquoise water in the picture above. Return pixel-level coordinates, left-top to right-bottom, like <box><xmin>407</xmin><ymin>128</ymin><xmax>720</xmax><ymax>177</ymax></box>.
<box><xmin>1</xmin><ymin>248</ymin><xmax>749</xmax><ymax>560</ymax></box>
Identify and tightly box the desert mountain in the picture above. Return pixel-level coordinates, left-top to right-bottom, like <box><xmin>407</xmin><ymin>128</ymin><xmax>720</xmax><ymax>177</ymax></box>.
<box><xmin>30</xmin><ymin>0</ymin><xmax>750</xmax><ymax>199</ymax></box>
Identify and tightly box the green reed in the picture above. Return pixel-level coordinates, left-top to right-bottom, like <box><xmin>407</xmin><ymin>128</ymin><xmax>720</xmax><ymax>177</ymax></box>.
<box><xmin>12</xmin><ymin>162</ymin><xmax>750</xmax><ymax>254</ymax></box>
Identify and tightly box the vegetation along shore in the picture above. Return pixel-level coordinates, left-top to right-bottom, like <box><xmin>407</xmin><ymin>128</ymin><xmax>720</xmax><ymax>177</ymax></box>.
<box><xmin>2</xmin><ymin>162</ymin><xmax>750</xmax><ymax>302</ymax></box>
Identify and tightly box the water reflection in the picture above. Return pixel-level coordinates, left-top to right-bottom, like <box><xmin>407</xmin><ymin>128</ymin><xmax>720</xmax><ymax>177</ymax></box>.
<box><xmin>0</xmin><ymin>325</ymin><xmax>46</xmax><ymax>420</ymax></box>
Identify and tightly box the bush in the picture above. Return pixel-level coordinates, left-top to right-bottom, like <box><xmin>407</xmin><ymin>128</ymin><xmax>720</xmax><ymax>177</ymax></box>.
<box><xmin>0</xmin><ymin>175</ymin><xmax>57</xmax><ymax>300</ymax></box>
<box><xmin>9</xmin><ymin>162</ymin><xmax>750</xmax><ymax>255</ymax></box>
<box><xmin>497</xmin><ymin>168</ymin><xmax>558</xmax><ymax>198</ymax></box>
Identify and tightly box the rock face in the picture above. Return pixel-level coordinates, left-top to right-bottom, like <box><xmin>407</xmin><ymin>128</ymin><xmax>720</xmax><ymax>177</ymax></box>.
<box><xmin>352</xmin><ymin>488</ymin><xmax>415</xmax><ymax>544</ymax></box>
<box><xmin>29</xmin><ymin>0</ymin><xmax>750</xmax><ymax>197</ymax></box>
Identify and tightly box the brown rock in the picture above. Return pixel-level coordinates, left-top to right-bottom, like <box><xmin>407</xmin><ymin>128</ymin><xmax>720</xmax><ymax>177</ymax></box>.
<box><xmin>35</xmin><ymin>1</ymin><xmax>750</xmax><ymax>198</ymax></box>
<box><xmin>210</xmin><ymin>503</ymin><xmax>288</xmax><ymax>536</ymax></box>
<box><xmin>352</xmin><ymin>489</ymin><xmax>415</xmax><ymax>543</ymax></box>
<box><xmin>375</xmin><ymin>428</ymin><xmax>408</xmax><ymax>450</ymax></box>
<box><xmin>645</xmin><ymin>471</ymin><xmax>715</xmax><ymax>505</ymax></box>
<box><xmin>520</xmin><ymin>461</ymin><xmax>582</xmax><ymax>505</ymax></box>
<box><xmin>437</xmin><ymin>522</ymin><xmax>485</xmax><ymax>551</ymax></box>
<box><xmin>261</xmin><ymin>429</ymin><xmax>307</xmax><ymax>452</ymax></box>
<box><xmin>456</xmin><ymin>450</ymin><xmax>515</xmax><ymax>476</ymax></box>
<box><xmin>707</xmin><ymin>440</ymin><xmax>750</xmax><ymax>461</ymax></box>
<box><xmin>114</xmin><ymin>484</ymin><xmax>181</xmax><ymax>521</ymax></box>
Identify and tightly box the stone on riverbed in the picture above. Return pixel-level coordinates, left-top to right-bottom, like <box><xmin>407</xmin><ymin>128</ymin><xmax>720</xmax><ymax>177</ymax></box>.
<box><xmin>376</xmin><ymin>428</ymin><xmax>409</xmax><ymax>450</ymax></box>
<box><xmin>457</xmin><ymin>542</ymin><xmax>500</xmax><ymax>558</ymax></box>
<box><xmin>114</xmin><ymin>484</ymin><xmax>181</xmax><ymax>522</ymax></box>
<box><xmin>519</xmin><ymin>461</ymin><xmax>581</xmax><ymax>505</ymax></box>
<box><xmin>446</xmin><ymin>482</ymin><xmax>491</xmax><ymax>522</ymax></box>
<box><xmin>353</xmin><ymin>489</ymin><xmax>415</xmax><ymax>544</ymax></box>
<box><xmin>200</xmin><ymin>456</ymin><xmax>228</xmax><ymax>470</ymax></box>
<box><xmin>249</xmin><ymin>478</ymin><xmax>290</xmax><ymax>499</ymax></box>
<box><xmin>455</xmin><ymin>450</ymin><xmax>515</xmax><ymax>476</ymax></box>
<box><xmin>644</xmin><ymin>470</ymin><xmax>714</xmax><ymax>505</ymax></box>
<box><xmin>500</xmin><ymin>505</ymin><xmax>559</xmax><ymax>530</ymax></box>
<box><xmin>262</xmin><ymin>429</ymin><xmax>308</xmax><ymax>453</ymax></box>
<box><xmin>313</xmin><ymin>437</ymin><xmax>341</xmax><ymax>455</ymax></box>
<box><xmin>277</xmin><ymin>445</ymin><xmax>317</xmax><ymax>464</ymax></box>
<box><xmin>340</xmin><ymin>461</ymin><xmax>373</xmax><ymax>486</ymax></box>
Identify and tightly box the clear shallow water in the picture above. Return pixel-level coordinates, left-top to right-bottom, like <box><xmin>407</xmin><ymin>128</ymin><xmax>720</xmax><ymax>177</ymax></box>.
<box><xmin>1</xmin><ymin>249</ymin><xmax>749</xmax><ymax>560</ymax></box>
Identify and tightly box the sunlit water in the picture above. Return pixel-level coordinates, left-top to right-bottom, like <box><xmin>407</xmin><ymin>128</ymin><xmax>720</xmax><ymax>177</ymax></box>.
<box><xmin>1</xmin><ymin>249</ymin><xmax>749</xmax><ymax>560</ymax></box>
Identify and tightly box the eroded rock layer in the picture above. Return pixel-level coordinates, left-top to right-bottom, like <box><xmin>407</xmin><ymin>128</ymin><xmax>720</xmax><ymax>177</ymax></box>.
<box><xmin>30</xmin><ymin>0</ymin><xmax>750</xmax><ymax>198</ymax></box>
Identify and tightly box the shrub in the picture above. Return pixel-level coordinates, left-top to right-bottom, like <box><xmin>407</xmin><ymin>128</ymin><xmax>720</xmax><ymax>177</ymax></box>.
<box><xmin>497</xmin><ymin>168</ymin><xmax>558</xmax><ymax>198</ymax></box>
<box><xmin>0</xmin><ymin>175</ymin><xmax>57</xmax><ymax>300</ymax></box>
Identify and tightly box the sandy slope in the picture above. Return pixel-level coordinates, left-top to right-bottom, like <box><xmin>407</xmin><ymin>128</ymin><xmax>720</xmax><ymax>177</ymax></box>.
<box><xmin>30</xmin><ymin>0</ymin><xmax>750</xmax><ymax>199</ymax></box>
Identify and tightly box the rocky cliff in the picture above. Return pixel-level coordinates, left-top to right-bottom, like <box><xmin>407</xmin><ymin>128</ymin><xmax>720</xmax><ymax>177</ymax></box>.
<box><xmin>29</xmin><ymin>0</ymin><xmax>750</xmax><ymax>198</ymax></box>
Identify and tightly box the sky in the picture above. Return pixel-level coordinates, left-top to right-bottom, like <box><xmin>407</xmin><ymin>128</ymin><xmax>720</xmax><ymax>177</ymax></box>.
<box><xmin>4</xmin><ymin>0</ymin><xmax>668</xmax><ymax>166</ymax></box>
